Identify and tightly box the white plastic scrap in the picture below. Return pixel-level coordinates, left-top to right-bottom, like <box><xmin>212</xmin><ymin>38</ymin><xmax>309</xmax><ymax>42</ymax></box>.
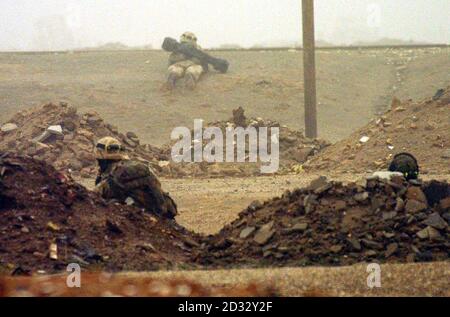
<box><xmin>359</xmin><ymin>136</ymin><xmax>370</xmax><ymax>143</ymax></box>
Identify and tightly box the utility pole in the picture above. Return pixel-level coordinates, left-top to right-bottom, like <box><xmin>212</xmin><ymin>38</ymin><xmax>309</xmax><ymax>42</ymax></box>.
<box><xmin>302</xmin><ymin>0</ymin><xmax>318</xmax><ymax>139</ymax></box>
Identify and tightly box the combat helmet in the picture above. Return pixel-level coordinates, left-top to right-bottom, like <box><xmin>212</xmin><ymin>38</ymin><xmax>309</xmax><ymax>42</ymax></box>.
<box><xmin>180</xmin><ymin>32</ymin><xmax>197</xmax><ymax>44</ymax></box>
<box><xmin>388</xmin><ymin>152</ymin><xmax>419</xmax><ymax>180</ymax></box>
<box><xmin>94</xmin><ymin>137</ymin><xmax>130</xmax><ymax>161</ymax></box>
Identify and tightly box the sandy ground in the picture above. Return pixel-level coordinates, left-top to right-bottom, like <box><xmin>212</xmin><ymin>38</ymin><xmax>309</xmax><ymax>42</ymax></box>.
<box><xmin>1</xmin><ymin>47</ymin><xmax>448</xmax><ymax>146</ymax></box>
<box><xmin>123</xmin><ymin>262</ymin><xmax>450</xmax><ymax>297</ymax></box>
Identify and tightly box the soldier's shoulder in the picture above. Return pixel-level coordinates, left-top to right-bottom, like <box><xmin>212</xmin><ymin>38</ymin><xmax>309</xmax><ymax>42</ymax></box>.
<box><xmin>112</xmin><ymin>160</ymin><xmax>152</xmax><ymax>179</ymax></box>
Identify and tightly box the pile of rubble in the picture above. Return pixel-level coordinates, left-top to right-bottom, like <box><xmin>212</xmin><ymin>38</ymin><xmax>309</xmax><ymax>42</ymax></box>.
<box><xmin>0</xmin><ymin>154</ymin><xmax>200</xmax><ymax>274</ymax></box>
<box><xmin>159</xmin><ymin>107</ymin><xmax>330</xmax><ymax>177</ymax></box>
<box><xmin>197</xmin><ymin>175</ymin><xmax>450</xmax><ymax>268</ymax></box>
<box><xmin>0</xmin><ymin>103</ymin><xmax>329</xmax><ymax>179</ymax></box>
<box><xmin>304</xmin><ymin>87</ymin><xmax>450</xmax><ymax>175</ymax></box>
<box><xmin>0</xmin><ymin>102</ymin><xmax>168</xmax><ymax>178</ymax></box>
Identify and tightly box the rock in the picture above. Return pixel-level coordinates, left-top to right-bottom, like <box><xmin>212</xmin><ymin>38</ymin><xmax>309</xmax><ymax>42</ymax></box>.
<box><xmin>383</xmin><ymin>232</ymin><xmax>395</xmax><ymax>239</ymax></box>
<box><xmin>68</xmin><ymin>159</ymin><xmax>83</xmax><ymax>171</ymax></box>
<box><xmin>332</xmin><ymin>200</ymin><xmax>347</xmax><ymax>211</ymax></box>
<box><xmin>307</xmin><ymin>176</ymin><xmax>328</xmax><ymax>192</ymax></box>
<box><xmin>427</xmin><ymin>227</ymin><xmax>441</xmax><ymax>240</ymax></box>
<box><xmin>86</xmin><ymin>113</ymin><xmax>103</xmax><ymax>125</ymax></box>
<box><xmin>361</xmin><ymin>239</ymin><xmax>383</xmax><ymax>250</ymax></box>
<box><xmin>126</xmin><ymin>132</ymin><xmax>138</xmax><ymax>139</ymax></box>
<box><xmin>304</xmin><ymin>194</ymin><xmax>318</xmax><ymax>214</ymax></box>
<box><xmin>423</xmin><ymin>213</ymin><xmax>448</xmax><ymax>230</ymax></box>
<box><xmin>47</xmin><ymin>125</ymin><xmax>63</xmax><ymax>135</ymax></box>
<box><xmin>240</xmin><ymin>227</ymin><xmax>256</xmax><ymax>239</ymax></box>
<box><xmin>293</xmin><ymin>147</ymin><xmax>314</xmax><ymax>163</ymax></box>
<box><xmin>62</xmin><ymin>118</ymin><xmax>77</xmax><ymax>131</ymax></box>
<box><xmin>406</xmin><ymin>187</ymin><xmax>427</xmax><ymax>203</ymax></box>
<box><xmin>330</xmin><ymin>245</ymin><xmax>343</xmax><ymax>253</ymax></box>
<box><xmin>440</xmin><ymin>197</ymin><xmax>450</xmax><ymax>210</ymax></box>
<box><xmin>1</xmin><ymin>123</ymin><xmax>18</xmax><ymax>133</ymax></box>
<box><xmin>385</xmin><ymin>243</ymin><xmax>398</xmax><ymax>258</ymax></box>
<box><xmin>247</xmin><ymin>201</ymin><xmax>263</xmax><ymax>212</ymax></box>
<box><xmin>78</xmin><ymin>152</ymin><xmax>96</xmax><ymax>167</ymax></box>
<box><xmin>107</xmin><ymin>124</ymin><xmax>119</xmax><ymax>134</ymax></box>
<box><xmin>77</xmin><ymin>128</ymin><xmax>95</xmax><ymax>139</ymax></box>
<box><xmin>382</xmin><ymin>211</ymin><xmax>397</xmax><ymax>220</ymax></box>
<box><xmin>442</xmin><ymin>213</ymin><xmax>450</xmax><ymax>222</ymax></box>
<box><xmin>405</xmin><ymin>200</ymin><xmax>427</xmax><ymax>213</ymax></box>
<box><xmin>253</xmin><ymin>222</ymin><xmax>275</xmax><ymax>245</ymax></box>
<box><xmin>354</xmin><ymin>192</ymin><xmax>369</xmax><ymax>202</ymax></box>
<box><xmin>347</xmin><ymin>238</ymin><xmax>361</xmax><ymax>251</ymax></box>
<box><xmin>47</xmin><ymin>222</ymin><xmax>60</xmax><ymax>232</ymax></box>
<box><xmin>285</xmin><ymin>223</ymin><xmax>308</xmax><ymax>234</ymax></box>
<box><xmin>395</xmin><ymin>197</ymin><xmax>405</xmax><ymax>212</ymax></box>
<box><xmin>417</xmin><ymin>226</ymin><xmax>441</xmax><ymax>240</ymax></box>
<box><xmin>365</xmin><ymin>250</ymin><xmax>377</xmax><ymax>257</ymax></box>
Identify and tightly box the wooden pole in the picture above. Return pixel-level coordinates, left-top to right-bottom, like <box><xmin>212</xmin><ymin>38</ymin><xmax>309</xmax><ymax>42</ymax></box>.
<box><xmin>302</xmin><ymin>0</ymin><xmax>318</xmax><ymax>139</ymax></box>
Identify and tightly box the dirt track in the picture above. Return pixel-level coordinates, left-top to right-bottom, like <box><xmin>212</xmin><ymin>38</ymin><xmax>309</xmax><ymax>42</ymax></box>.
<box><xmin>124</xmin><ymin>261</ymin><xmax>450</xmax><ymax>297</ymax></box>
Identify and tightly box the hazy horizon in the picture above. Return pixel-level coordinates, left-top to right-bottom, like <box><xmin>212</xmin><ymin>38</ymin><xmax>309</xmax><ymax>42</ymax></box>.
<box><xmin>1</xmin><ymin>0</ymin><xmax>449</xmax><ymax>51</ymax></box>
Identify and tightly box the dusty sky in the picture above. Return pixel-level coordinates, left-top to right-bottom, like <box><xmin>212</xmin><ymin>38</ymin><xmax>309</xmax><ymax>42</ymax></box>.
<box><xmin>0</xmin><ymin>0</ymin><xmax>449</xmax><ymax>51</ymax></box>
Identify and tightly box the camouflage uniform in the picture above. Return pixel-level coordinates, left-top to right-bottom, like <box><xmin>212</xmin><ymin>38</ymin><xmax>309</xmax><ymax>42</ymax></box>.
<box><xmin>94</xmin><ymin>137</ymin><xmax>177</xmax><ymax>219</ymax></box>
<box><xmin>95</xmin><ymin>160</ymin><xmax>177</xmax><ymax>219</ymax></box>
<box><xmin>167</xmin><ymin>32</ymin><xmax>208</xmax><ymax>88</ymax></box>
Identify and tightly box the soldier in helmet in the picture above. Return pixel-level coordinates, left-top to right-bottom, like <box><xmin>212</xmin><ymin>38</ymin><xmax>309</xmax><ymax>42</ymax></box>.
<box><xmin>165</xmin><ymin>32</ymin><xmax>208</xmax><ymax>90</ymax></box>
<box><xmin>388</xmin><ymin>152</ymin><xmax>420</xmax><ymax>180</ymax></box>
<box><xmin>94</xmin><ymin>137</ymin><xmax>177</xmax><ymax>219</ymax></box>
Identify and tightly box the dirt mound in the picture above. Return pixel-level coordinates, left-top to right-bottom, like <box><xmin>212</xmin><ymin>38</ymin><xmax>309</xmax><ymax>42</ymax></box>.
<box><xmin>0</xmin><ymin>103</ymin><xmax>328</xmax><ymax>179</ymax></box>
<box><xmin>0</xmin><ymin>102</ymin><xmax>169</xmax><ymax>178</ymax></box>
<box><xmin>158</xmin><ymin>107</ymin><xmax>330</xmax><ymax>178</ymax></box>
<box><xmin>197</xmin><ymin>176</ymin><xmax>450</xmax><ymax>268</ymax></box>
<box><xmin>0</xmin><ymin>274</ymin><xmax>276</xmax><ymax>297</ymax></box>
<box><xmin>0</xmin><ymin>153</ymin><xmax>200</xmax><ymax>274</ymax></box>
<box><xmin>304</xmin><ymin>87</ymin><xmax>450</xmax><ymax>174</ymax></box>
